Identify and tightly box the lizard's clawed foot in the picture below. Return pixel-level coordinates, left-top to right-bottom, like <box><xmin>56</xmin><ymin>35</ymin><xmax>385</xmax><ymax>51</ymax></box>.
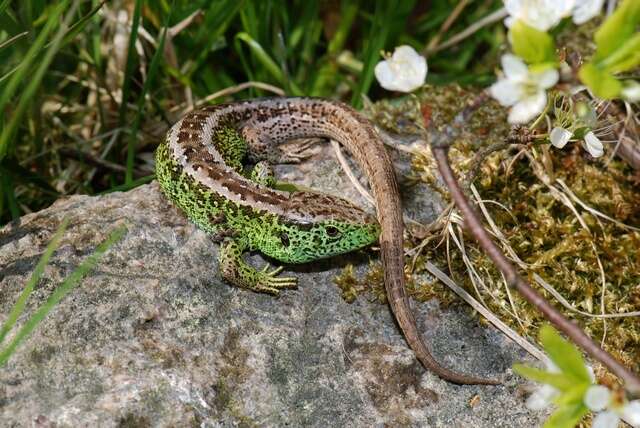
<box><xmin>254</xmin><ymin>264</ymin><xmax>298</xmax><ymax>295</ymax></box>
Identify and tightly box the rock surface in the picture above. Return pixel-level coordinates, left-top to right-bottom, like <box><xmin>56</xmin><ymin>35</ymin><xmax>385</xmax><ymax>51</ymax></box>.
<box><xmin>0</xmin><ymin>144</ymin><xmax>545</xmax><ymax>427</ymax></box>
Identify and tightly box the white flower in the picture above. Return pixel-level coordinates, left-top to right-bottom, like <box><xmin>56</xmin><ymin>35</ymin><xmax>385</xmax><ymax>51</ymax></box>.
<box><xmin>489</xmin><ymin>54</ymin><xmax>558</xmax><ymax>124</ymax></box>
<box><xmin>374</xmin><ymin>45</ymin><xmax>427</xmax><ymax>93</ymax></box>
<box><xmin>572</xmin><ymin>0</ymin><xmax>605</xmax><ymax>25</ymax></box>
<box><xmin>504</xmin><ymin>0</ymin><xmax>574</xmax><ymax>31</ymax></box>
<box><xmin>550</xmin><ymin>126</ymin><xmax>572</xmax><ymax>148</ymax></box>
<box><xmin>503</xmin><ymin>0</ymin><xmax>603</xmax><ymax>30</ymax></box>
<box><xmin>584</xmin><ymin>385</ymin><xmax>611</xmax><ymax>412</ymax></box>
<box><xmin>622</xmin><ymin>81</ymin><xmax>640</xmax><ymax>103</ymax></box>
<box><xmin>526</xmin><ymin>384</ymin><xmax>559</xmax><ymax>410</ymax></box>
<box><xmin>593</xmin><ymin>411</ymin><xmax>621</xmax><ymax>428</ymax></box>
<box><xmin>584</xmin><ymin>385</ymin><xmax>640</xmax><ymax>428</ymax></box>
<box><xmin>549</xmin><ymin>127</ymin><xmax>605</xmax><ymax>158</ymax></box>
<box><xmin>584</xmin><ymin>131</ymin><xmax>604</xmax><ymax>158</ymax></box>
<box><xmin>524</xmin><ymin>360</ymin><xmax>562</xmax><ymax>411</ymax></box>
<box><xmin>623</xmin><ymin>401</ymin><xmax>640</xmax><ymax>427</ymax></box>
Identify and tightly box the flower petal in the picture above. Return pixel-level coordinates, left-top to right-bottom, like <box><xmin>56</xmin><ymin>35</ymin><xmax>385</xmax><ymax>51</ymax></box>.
<box><xmin>573</xmin><ymin>0</ymin><xmax>604</xmax><ymax>24</ymax></box>
<box><xmin>621</xmin><ymin>400</ymin><xmax>640</xmax><ymax>427</ymax></box>
<box><xmin>374</xmin><ymin>61</ymin><xmax>396</xmax><ymax>91</ymax></box>
<box><xmin>490</xmin><ymin>79</ymin><xmax>522</xmax><ymax>106</ymax></box>
<box><xmin>535</xmin><ymin>68</ymin><xmax>559</xmax><ymax>89</ymax></box>
<box><xmin>622</xmin><ymin>81</ymin><xmax>640</xmax><ymax>103</ymax></box>
<box><xmin>593</xmin><ymin>411</ymin><xmax>620</xmax><ymax>428</ymax></box>
<box><xmin>374</xmin><ymin>45</ymin><xmax>427</xmax><ymax>92</ymax></box>
<box><xmin>584</xmin><ymin>385</ymin><xmax>611</xmax><ymax>412</ymax></box>
<box><xmin>504</xmin><ymin>0</ymin><xmax>575</xmax><ymax>31</ymax></box>
<box><xmin>508</xmin><ymin>91</ymin><xmax>546</xmax><ymax>124</ymax></box>
<box><xmin>525</xmin><ymin>384</ymin><xmax>558</xmax><ymax>411</ymax></box>
<box><xmin>502</xmin><ymin>54</ymin><xmax>528</xmax><ymax>81</ymax></box>
<box><xmin>584</xmin><ymin>131</ymin><xmax>604</xmax><ymax>158</ymax></box>
<box><xmin>550</xmin><ymin>126</ymin><xmax>572</xmax><ymax>148</ymax></box>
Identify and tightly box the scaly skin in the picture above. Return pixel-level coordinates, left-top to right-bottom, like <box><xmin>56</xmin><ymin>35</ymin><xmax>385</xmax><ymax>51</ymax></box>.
<box><xmin>155</xmin><ymin>97</ymin><xmax>498</xmax><ymax>385</ymax></box>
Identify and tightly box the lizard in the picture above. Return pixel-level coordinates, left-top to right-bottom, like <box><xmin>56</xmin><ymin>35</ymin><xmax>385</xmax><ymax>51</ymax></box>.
<box><xmin>155</xmin><ymin>97</ymin><xmax>498</xmax><ymax>385</ymax></box>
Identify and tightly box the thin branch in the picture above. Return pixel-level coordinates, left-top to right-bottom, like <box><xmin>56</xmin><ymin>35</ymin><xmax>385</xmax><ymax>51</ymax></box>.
<box><xmin>424</xmin><ymin>0</ymin><xmax>471</xmax><ymax>53</ymax></box>
<box><xmin>425</xmin><ymin>8</ymin><xmax>508</xmax><ymax>55</ymax></box>
<box><xmin>425</xmin><ymin>94</ymin><xmax>640</xmax><ymax>397</ymax></box>
<box><xmin>431</xmin><ymin>147</ymin><xmax>640</xmax><ymax>397</ymax></box>
<box><xmin>464</xmin><ymin>141</ymin><xmax>513</xmax><ymax>188</ymax></box>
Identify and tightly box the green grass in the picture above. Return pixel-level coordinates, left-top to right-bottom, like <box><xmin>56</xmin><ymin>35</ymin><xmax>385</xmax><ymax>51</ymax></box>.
<box><xmin>0</xmin><ymin>0</ymin><xmax>503</xmax><ymax>226</ymax></box>
<box><xmin>0</xmin><ymin>219</ymin><xmax>126</xmax><ymax>366</ymax></box>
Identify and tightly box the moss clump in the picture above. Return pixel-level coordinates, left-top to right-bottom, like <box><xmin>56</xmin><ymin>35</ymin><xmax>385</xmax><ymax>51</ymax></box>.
<box><xmin>333</xmin><ymin>262</ymin><xmax>387</xmax><ymax>304</ymax></box>
<box><xmin>364</xmin><ymin>84</ymin><xmax>640</xmax><ymax>379</ymax></box>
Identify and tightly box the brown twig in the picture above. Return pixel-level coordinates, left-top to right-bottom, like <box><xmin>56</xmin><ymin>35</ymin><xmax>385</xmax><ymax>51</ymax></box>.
<box><xmin>424</xmin><ymin>0</ymin><xmax>470</xmax><ymax>53</ymax></box>
<box><xmin>426</xmin><ymin>94</ymin><xmax>640</xmax><ymax>398</ymax></box>
<box><xmin>425</xmin><ymin>7</ymin><xmax>508</xmax><ymax>55</ymax></box>
<box><xmin>59</xmin><ymin>147</ymin><xmax>147</xmax><ymax>177</ymax></box>
<box><xmin>464</xmin><ymin>141</ymin><xmax>513</xmax><ymax>187</ymax></box>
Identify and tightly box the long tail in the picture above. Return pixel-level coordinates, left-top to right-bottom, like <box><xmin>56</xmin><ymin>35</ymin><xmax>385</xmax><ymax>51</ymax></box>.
<box><xmin>232</xmin><ymin>97</ymin><xmax>500</xmax><ymax>384</ymax></box>
<box><xmin>361</xmin><ymin>115</ymin><xmax>499</xmax><ymax>385</ymax></box>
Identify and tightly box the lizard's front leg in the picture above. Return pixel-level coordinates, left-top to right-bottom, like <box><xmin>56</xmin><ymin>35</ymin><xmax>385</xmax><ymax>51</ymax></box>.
<box><xmin>218</xmin><ymin>237</ymin><xmax>297</xmax><ymax>295</ymax></box>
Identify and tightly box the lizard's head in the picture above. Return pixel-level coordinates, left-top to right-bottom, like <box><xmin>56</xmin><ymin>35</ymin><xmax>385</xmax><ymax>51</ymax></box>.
<box><xmin>257</xmin><ymin>192</ymin><xmax>381</xmax><ymax>264</ymax></box>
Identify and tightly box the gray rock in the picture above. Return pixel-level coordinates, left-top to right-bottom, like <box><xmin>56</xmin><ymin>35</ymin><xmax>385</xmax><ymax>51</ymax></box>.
<box><xmin>0</xmin><ymin>145</ymin><xmax>545</xmax><ymax>427</ymax></box>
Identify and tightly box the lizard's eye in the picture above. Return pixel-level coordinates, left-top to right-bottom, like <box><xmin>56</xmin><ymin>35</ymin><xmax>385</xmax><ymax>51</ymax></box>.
<box><xmin>326</xmin><ymin>226</ymin><xmax>340</xmax><ymax>237</ymax></box>
<box><xmin>280</xmin><ymin>233</ymin><xmax>290</xmax><ymax>247</ymax></box>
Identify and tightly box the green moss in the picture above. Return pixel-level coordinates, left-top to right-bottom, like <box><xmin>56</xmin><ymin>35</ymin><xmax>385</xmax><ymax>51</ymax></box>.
<box><xmin>366</xmin><ymin>85</ymin><xmax>640</xmax><ymax>379</ymax></box>
<box><xmin>210</xmin><ymin>327</ymin><xmax>258</xmax><ymax>426</ymax></box>
<box><xmin>333</xmin><ymin>262</ymin><xmax>386</xmax><ymax>304</ymax></box>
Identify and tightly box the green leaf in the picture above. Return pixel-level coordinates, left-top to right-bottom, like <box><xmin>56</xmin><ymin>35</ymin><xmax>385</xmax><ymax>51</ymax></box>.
<box><xmin>553</xmin><ymin>384</ymin><xmax>590</xmax><ymax>406</ymax></box>
<box><xmin>540</xmin><ymin>326</ymin><xmax>592</xmax><ymax>383</ymax></box>
<box><xmin>543</xmin><ymin>403</ymin><xmax>589</xmax><ymax>428</ymax></box>
<box><xmin>509</xmin><ymin>20</ymin><xmax>556</xmax><ymax>65</ymax></box>
<box><xmin>513</xmin><ymin>364</ymin><xmax>574</xmax><ymax>391</ymax></box>
<box><xmin>594</xmin><ymin>0</ymin><xmax>640</xmax><ymax>62</ymax></box>
<box><xmin>578</xmin><ymin>63</ymin><xmax>622</xmax><ymax>99</ymax></box>
<box><xmin>599</xmin><ymin>33</ymin><xmax>640</xmax><ymax>73</ymax></box>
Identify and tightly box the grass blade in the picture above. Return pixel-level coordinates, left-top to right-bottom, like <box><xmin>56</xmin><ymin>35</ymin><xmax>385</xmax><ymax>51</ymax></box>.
<box><xmin>126</xmin><ymin>23</ymin><xmax>168</xmax><ymax>184</ymax></box>
<box><xmin>235</xmin><ymin>32</ymin><xmax>302</xmax><ymax>95</ymax></box>
<box><xmin>350</xmin><ymin>2</ymin><xmax>390</xmax><ymax>108</ymax></box>
<box><xmin>0</xmin><ymin>0</ymin><xmax>77</xmax><ymax>161</ymax></box>
<box><xmin>102</xmin><ymin>174</ymin><xmax>154</xmax><ymax>194</ymax></box>
<box><xmin>0</xmin><ymin>1</ymin><xmax>69</xmax><ymax>120</ymax></box>
<box><xmin>0</xmin><ymin>224</ymin><xmax>127</xmax><ymax>367</ymax></box>
<box><xmin>115</xmin><ymin>0</ymin><xmax>142</xmax><ymax>131</ymax></box>
<box><xmin>0</xmin><ymin>31</ymin><xmax>28</xmax><ymax>52</ymax></box>
<box><xmin>0</xmin><ymin>218</ymin><xmax>69</xmax><ymax>345</ymax></box>
<box><xmin>0</xmin><ymin>170</ymin><xmax>19</xmax><ymax>219</ymax></box>
<box><xmin>310</xmin><ymin>1</ymin><xmax>359</xmax><ymax>96</ymax></box>
<box><xmin>44</xmin><ymin>0</ymin><xmax>107</xmax><ymax>50</ymax></box>
<box><xmin>0</xmin><ymin>0</ymin><xmax>12</xmax><ymax>20</ymax></box>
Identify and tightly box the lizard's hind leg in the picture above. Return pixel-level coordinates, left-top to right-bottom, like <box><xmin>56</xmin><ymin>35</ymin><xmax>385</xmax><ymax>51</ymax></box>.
<box><xmin>241</xmin><ymin>126</ymin><xmax>318</xmax><ymax>164</ymax></box>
